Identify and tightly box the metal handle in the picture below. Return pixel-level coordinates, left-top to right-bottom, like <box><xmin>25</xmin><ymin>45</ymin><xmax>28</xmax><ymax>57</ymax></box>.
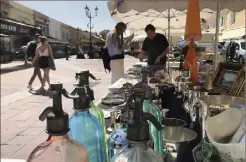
<box><xmin>61</xmin><ymin>88</ymin><xmax>79</xmax><ymax>99</ymax></box>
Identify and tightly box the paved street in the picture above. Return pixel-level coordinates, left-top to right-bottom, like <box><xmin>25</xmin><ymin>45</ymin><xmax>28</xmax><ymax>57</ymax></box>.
<box><xmin>1</xmin><ymin>55</ymin><xmax>137</xmax><ymax>160</ymax></box>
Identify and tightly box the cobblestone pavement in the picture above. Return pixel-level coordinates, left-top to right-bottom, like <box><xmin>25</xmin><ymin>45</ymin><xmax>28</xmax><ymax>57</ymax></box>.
<box><xmin>1</xmin><ymin>56</ymin><xmax>137</xmax><ymax>160</ymax></box>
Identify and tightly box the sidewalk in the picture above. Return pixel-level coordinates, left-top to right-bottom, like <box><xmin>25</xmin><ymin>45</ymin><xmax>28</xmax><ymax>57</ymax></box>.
<box><xmin>0</xmin><ymin>61</ymin><xmax>33</xmax><ymax>75</ymax></box>
<box><xmin>1</xmin><ymin>56</ymin><xmax>138</xmax><ymax>160</ymax></box>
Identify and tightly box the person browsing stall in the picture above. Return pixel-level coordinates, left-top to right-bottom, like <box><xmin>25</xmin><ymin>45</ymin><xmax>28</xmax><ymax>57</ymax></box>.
<box><xmin>106</xmin><ymin>22</ymin><xmax>127</xmax><ymax>84</ymax></box>
<box><xmin>138</xmin><ymin>24</ymin><xmax>170</xmax><ymax>66</ymax></box>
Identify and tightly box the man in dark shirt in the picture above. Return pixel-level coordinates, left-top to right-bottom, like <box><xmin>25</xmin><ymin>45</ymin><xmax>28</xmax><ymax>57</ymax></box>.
<box><xmin>138</xmin><ymin>24</ymin><xmax>169</xmax><ymax>66</ymax></box>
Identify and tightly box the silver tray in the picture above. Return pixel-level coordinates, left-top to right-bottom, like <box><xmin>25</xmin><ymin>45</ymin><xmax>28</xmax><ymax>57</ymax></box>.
<box><xmin>101</xmin><ymin>96</ymin><xmax>125</xmax><ymax>106</ymax></box>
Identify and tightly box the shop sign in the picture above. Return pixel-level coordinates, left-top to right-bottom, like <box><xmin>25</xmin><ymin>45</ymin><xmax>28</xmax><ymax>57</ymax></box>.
<box><xmin>0</xmin><ymin>23</ymin><xmax>17</xmax><ymax>32</ymax></box>
<box><xmin>0</xmin><ymin>22</ymin><xmax>31</xmax><ymax>34</ymax></box>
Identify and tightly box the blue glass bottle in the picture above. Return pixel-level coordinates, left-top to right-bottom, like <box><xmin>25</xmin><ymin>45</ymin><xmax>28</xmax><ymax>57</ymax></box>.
<box><xmin>63</xmin><ymin>76</ymin><xmax>107</xmax><ymax>162</ymax></box>
<box><xmin>109</xmin><ymin>123</ymin><xmax>128</xmax><ymax>158</ymax></box>
<box><xmin>108</xmin><ymin>106</ymin><xmax>131</xmax><ymax>157</ymax></box>
<box><xmin>69</xmin><ymin>110</ymin><xmax>106</xmax><ymax>162</ymax></box>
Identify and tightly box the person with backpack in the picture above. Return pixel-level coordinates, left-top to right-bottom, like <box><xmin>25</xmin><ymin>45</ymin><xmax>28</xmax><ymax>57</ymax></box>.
<box><xmin>105</xmin><ymin>22</ymin><xmax>127</xmax><ymax>84</ymax></box>
<box><xmin>26</xmin><ymin>34</ymin><xmax>43</xmax><ymax>89</ymax></box>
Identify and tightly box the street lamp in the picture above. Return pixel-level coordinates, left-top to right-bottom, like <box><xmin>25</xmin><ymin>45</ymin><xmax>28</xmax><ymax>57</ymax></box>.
<box><xmin>84</xmin><ymin>5</ymin><xmax>98</xmax><ymax>58</ymax></box>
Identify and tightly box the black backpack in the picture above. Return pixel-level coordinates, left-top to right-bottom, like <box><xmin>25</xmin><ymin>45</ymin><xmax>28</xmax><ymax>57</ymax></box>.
<box><xmin>26</xmin><ymin>41</ymin><xmax>37</xmax><ymax>58</ymax></box>
<box><xmin>102</xmin><ymin>47</ymin><xmax>111</xmax><ymax>73</ymax></box>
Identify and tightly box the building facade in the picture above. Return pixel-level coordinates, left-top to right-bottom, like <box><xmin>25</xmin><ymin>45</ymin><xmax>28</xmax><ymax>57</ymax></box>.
<box><xmin>207</xmin><ymin>9</ymin><xmax>245</xmax><ymax>40</ymax></box>
<box><xmin>8</xmin><ymin>1</ymin><xmax>35</xmax><ymax>25</ymax></box>
<box><xmin>33</xmin><ymin>10</ymin><xmax>49</xmax><ymax>36</ymax></box>
<box><xmin>69</xmin><ymin>26</ymin><xmax>79</xmax><ymax>45</ymax></box>
<box><xmin>0</xmin><ymin>0</ymin><xmax>11</xmax><ymax>18</ymax></box>
<box><xmin>60</xmin><ymin>23</ymin><xmax>70</xmax><ymax>42</ymax></box>
<box><xmin>49</xmin><ymin>17</ymin><xmax>61</xmax><ymax>40</ymax></box>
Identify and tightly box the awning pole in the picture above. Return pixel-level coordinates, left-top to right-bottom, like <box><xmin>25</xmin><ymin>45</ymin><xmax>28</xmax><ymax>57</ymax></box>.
<box><xmin>214</xmin><ymin>0</ymin><xmax>220</xmax><ymax>71</ymax></box>
<box><xmin>244</xmin><ymin>1</ymin><xmax>246</xmax><ymax>96</ymax></box>
<box><xmin>168</xmin><ymin>9</ymin><xmax>171</xmax><ymax>43</ymax></box>
<box><xmin>167</xmin><ymin>9</ymin><xmax>171</xmax><ymax>73</ymax></box>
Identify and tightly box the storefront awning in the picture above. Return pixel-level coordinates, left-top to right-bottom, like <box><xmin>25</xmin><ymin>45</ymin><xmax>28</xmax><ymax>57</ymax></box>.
<box><xmin>219</xmin><ymin>27</ymin><xmax>245</xmax><ymax>41</ymax></box>
<box><xmin>47</xmin><ymin>38</ymin><xmax>69</xmax><ymax>44</ymax></box>
<box><xmin>0</xmin><ymin>18</ymin><xmax>42</xmax><ymax>35</ymax></box>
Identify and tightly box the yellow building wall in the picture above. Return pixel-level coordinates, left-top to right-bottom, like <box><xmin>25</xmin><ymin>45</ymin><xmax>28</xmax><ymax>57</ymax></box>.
<box><xmin>226</xmin><ymin>10</ymin><xmax>245</xmax><ymax>29</ymax></box>
<box><xmin>9</xmin><ymin>1</ymin><xmax>35</xmax><ymax>25</ymax></box>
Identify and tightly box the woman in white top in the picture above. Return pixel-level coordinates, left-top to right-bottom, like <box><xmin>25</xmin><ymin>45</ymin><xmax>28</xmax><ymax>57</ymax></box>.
<box><xmin>106</xmin><ymin>22</ymin><xmax>127</xmax><ymax>84</ymax></box>
<box><xmin>32</xmin><ymin>36</ymin><xmax>54</xmax><ymax>91</ymax></box>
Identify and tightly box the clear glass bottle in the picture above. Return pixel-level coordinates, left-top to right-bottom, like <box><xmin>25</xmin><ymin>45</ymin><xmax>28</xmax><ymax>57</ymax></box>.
<box><xmin>110</xmin><ymin>141</ymin><xmax>163</xmax><ymax>162</ymax></box>
<box><xmin>63</xmin><ymin>76</ymin><xmax>107</xmax><ymax>162</ymax></box>
<box><xmin>27</xmin><ymin>136</ymin><xmax>89</xmax><ymax>162</ymax></box>
<box><xmin>27</xmin><ymin>83</ymin><xmax>89</xmax><ymax>162</ymax></box>
<box><xmin>111</xmin><ymin>88</ymin><xmax>163</xmax><ymax>162</ymax></box>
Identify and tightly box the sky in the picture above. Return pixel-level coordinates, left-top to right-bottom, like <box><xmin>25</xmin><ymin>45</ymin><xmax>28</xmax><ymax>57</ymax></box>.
<box><xmin>16</xmin><ymin>1</ymin><xmax>116</xmax><ymax>32</ymax></box>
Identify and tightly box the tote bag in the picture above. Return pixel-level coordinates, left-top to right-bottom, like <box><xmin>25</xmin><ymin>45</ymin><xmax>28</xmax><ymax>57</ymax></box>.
<box><xmin>48</xmin><ymin>46</ymin><xmax>56</xmax><ymax>71</ymax></box>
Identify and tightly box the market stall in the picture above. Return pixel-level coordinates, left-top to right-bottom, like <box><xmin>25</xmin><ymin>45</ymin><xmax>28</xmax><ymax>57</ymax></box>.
<box><xmin>7</xmin><ymin>1</ymin><xmax>245</xmax><ymax>162</ymax></box>
<box><xmin>107</xmin><ymin>0</ymin><xmax>246</xmax><ymax>66</ymax></box>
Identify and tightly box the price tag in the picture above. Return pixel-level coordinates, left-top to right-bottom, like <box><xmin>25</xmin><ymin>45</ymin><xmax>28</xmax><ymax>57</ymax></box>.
<box><xmin>115</xmin><ymin>157</ymin><xmax>128</xmax><ymax>162</ymax></box>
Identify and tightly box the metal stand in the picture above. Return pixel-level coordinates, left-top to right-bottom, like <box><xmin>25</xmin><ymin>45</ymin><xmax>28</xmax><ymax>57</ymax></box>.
<box><xmin>213</xmin><ymin>0</ymin><xmax>221</xmax><ymax>72</ymax></box>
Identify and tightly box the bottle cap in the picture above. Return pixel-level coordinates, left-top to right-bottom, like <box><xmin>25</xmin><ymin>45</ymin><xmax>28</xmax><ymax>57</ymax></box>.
<box><xmin>39</xmin><ymin>82</ymin><xmax>70</xmax><ymax>136</ymax></box>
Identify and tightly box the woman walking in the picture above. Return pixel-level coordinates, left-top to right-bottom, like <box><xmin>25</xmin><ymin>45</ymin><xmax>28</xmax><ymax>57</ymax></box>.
<box><xmin>32</xmin><ymin>36</ymin><xmax>54</xmax><ymax>92</ymax></box>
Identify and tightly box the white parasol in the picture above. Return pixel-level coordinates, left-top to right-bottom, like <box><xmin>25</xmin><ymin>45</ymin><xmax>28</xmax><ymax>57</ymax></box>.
<box><xmin>107</xmin><ymin>0</ymin><xmax>246</xmax><ymax>68</ymax></box>
<box><xmin>110</xmin><ymin>8</ymin><xmax>216</xmax><ymax>34</ymax></box>
<box><xmin>107</xmin><ymin>0</ymin><xmax>245</xmax><ymax>13</ymax></box>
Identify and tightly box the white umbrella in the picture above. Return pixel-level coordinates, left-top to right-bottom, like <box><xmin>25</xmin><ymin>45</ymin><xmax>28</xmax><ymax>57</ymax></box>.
<box><xmin>107</xmin><ymin>0</ymin><xmax>245</xmax><ymax>67</ymax></box>
<box><xmin>107</xmin><ymin>0</ymin><xmax>245</xmax><ymax>13</ymax></box>
<box><xmin>110</xmin><ymin>8</ymin><xmax>216</xmax><ymax>34</ymax></box>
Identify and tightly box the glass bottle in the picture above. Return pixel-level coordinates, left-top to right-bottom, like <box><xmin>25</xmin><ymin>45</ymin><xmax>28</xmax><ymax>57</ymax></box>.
<box><xmin>63</xmin><ymin>76</ymin><xmax>107</xmax><ymax>162</ymax></box>
<box><xmin>143</xmin><ymin>100</ymin><xmax>164</xmax><ymax>157</ymax></box>
<box><xmin>108</xmin><ymin>106</ymin><xmax>133</xmax><ymax>158</ymax></box>
<box><xmin>27</xmin><ymin>82</ymin><xmax>89</xmax><ymax>162</ymax></box>
<box><xmin>111</xmin><ymin>88</ymin><xmax>164</xmax><ymax>162</ymax></box>
<box><xmin>69</xmin><ymin>110</ymin><xmax>106</xmax><ymax>162</ymax></box>
<box><xmin>133</xmin><ymin>68</ymin><xmax>164</xmax><ymax>156</ymax></box>
<box><xmin>89</xmin><ymin>102</ymin><xmax>108</xmax><ymax>160</ymax></box>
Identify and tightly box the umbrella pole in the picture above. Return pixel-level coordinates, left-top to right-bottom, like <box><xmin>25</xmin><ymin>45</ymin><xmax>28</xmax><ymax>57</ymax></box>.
<box><xmin>214</xmin><ymin>0</ymin><xmax>221</xmax><ymax>72</ymax></box>
<box><xmin>245</xmin><ymin>2</ymin><xmax>246</xmax><ymax>65</ymax></box>
<box><xmin>167</xmin><ymin>9</ymin><xmax>171</xmax><ymax>74</ymax></box>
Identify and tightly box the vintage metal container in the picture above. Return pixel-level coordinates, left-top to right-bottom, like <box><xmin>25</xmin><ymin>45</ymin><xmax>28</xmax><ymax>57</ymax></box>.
<box><xmin>163</xmin><ymin>127</ymin><xmax>197</xmax><ymax>162</ymax></box>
